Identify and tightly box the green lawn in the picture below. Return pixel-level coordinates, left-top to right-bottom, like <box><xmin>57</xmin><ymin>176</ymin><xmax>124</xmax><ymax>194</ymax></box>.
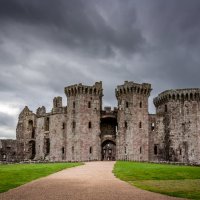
<box><xmin>0</xmin><ymin>162</ymin><xmax>82</xmax><ymax>193</ymax></box>
<box><xmin>113</xmin><ymin>161</ymin><xmax>200</xmax><ymax>199</ymax></box>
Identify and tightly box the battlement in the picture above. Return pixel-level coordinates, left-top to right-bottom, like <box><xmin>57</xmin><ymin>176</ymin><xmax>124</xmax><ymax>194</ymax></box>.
<box><xmin>153</xmin><ymin>88</ymin><xmax>200</xmax><ymax>107</ymax></box>
<box><xmin>65</xmin><ymin>81</ymin><xmax>103</xmax><ymax>97</ymax></box>
<box><xmin>115</xmin><ymin>81</ymin><xmax>151</xmax><ymax>97</ymax></box>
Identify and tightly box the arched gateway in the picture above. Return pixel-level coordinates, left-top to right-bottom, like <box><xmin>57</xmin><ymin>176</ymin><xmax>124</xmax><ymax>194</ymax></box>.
<box><xmin>102</xmin><ymin>140</ymin><xmax>116</xmax><ymax>161</ymax></box>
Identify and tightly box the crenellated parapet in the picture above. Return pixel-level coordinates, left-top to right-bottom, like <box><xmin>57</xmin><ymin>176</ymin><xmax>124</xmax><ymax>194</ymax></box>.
<box><xmin>153</xmin><ymin>88</ymin><xmax>200</xmax><ymax>107</ymax></box>
<box><xmin>115</xmin><ymin>81</ymin><xmax>151</xmax><ymax>98</ymax></box>
<box><xmin>65</xmin><ymin>81</ymin><xmax>103</xmax><ymax>97</ymax></box>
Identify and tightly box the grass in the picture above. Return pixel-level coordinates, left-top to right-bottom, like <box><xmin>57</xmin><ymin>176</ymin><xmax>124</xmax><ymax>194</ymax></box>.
<box><xmin>113</xmin><ymin>161</ymin><xmax>200</xmax><ymax>199</ymax></box>
<box><xmin>0</xmin><ymin>162</ymin><xmax>82</xmax><ymax>193</ymax></box>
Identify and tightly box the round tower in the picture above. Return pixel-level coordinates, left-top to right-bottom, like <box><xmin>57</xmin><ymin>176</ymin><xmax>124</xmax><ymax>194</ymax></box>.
<box><xmin>65</xmin><ymin>82</ymin><xmax>103</xmax><ymax>161</ymax></box>
<box><xmin>154</xmin><ymin>89</ymin><xmax>200</xmax><ymax>164</ymax></box>
<box><xmin>115</xmin><ymin>81</ymin><xmax>152</xmax><ymax>161</ymax></box>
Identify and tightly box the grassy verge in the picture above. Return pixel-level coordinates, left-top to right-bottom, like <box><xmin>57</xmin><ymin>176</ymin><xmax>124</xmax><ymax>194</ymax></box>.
<box><xmin>113</xmin><ymin>161</ymin><xmax>200</xmax><ymax>199</ymax></box>
<box><xmin>0</xmin><ymin>162</ymin><xmax>82</xmax><ymax>193</ymax></box>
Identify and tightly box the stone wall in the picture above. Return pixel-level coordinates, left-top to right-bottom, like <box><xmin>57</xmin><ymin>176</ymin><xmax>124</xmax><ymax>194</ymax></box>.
<box><xmin>65</xmin><ymin>82</ymin><xmax>103</xmax><ymax>161</ymax></box>
<box><xmin>116</xmin><ymin>81</ymin><xmax>151</xmax><ymax>161</ymax></box>
<box><xmin>154</xmin><ymin>89</ymin><xmax>200</xmax><ymax>164</ymax></box>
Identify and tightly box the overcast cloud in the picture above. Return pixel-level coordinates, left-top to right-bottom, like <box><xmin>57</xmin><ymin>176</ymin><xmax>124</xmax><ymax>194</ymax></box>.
<box><xmin>0</xmin><ymin>0</ymin><xmax>200</xmax><ymax>139</ymax></box>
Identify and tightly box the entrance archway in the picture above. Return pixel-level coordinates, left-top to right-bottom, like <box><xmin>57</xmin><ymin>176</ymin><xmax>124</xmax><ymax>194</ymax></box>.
<box><xmin>101</xmin><ymin>140</ymin><xmax>116</xmax><ymax>161</ymax></box>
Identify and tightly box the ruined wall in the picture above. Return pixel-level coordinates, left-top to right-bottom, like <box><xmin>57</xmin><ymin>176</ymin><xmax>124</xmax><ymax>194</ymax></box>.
<box><xmin>116</xmin><ymin>81</ymin><xmax>151</xmax><ymax>161</ymax></box>
<box><xmin>0</xmin><ymin>139</ymin><xmax>19</xmax><ymax>162</ymax></box>
<box><xmin>35</xmin><ymin>98</ymin><xmax>67</xmax><ymax>161</ymax></box>
<box><xmin>16</xmin><ymin>106</ymin><xmax>37</xmax><ymax>160</ymax></box>
<box><xmin>154</xmin><ymin>89</ymin><xmax>200</xmax><ymax>164</ymax></box>
<box><xmin>65</xmin><ymin>82</ymin><xmax>103</xmax><ymax>161</ymax></box>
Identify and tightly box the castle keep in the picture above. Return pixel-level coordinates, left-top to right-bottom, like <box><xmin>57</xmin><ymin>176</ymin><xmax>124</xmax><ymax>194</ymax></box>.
<box><xmin>1</xmin><ymin>81</ymin><xmax>200</xmax><ymax>164</ymax></box>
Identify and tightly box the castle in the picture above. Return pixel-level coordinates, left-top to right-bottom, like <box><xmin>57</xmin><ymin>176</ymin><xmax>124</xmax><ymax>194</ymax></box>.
<box><xmin>0</xmin><ymin>81</ymin><xmax>200</xmax><ymax>164</ymax></box>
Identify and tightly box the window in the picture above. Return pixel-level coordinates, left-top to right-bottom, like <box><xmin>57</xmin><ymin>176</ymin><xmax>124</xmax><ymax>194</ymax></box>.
<box><xmin>140</xmin><ymin>101</ymin><xmax>142</xmax><ymax>108</ymax></box>
<box><xmin>62</xmin><ymin>123</ymin><xmax>65</xmax><ymax>129</ymax></box>
<box><xmin>154</xmin><ymin>145</ymin><xmax>158</xmax><ymax>155</ymax></box>
<box><xmin>124</xmin><ymin>146</ymin><xmax>127</xmax><ymax>154</ymax></box>
<box><xmin>88</xmin><ymin>121</ymin><xmax>92</xmax><ymax>129</ymax></box>
<box><xmin>125</xmin><ymin>121</ymin><xmax>128</xmax><ymax>129</ymax></box>
<box><xmin>72</xmin><ymin>121</ymin><xmax>76</xmax><ymax>129</ymax></box>
<box><xmin>72</xmin><ymin>146</ymin><xmax>74</xmax><ymax>153</ymax></box>
<box><xmin>140</xmin><ymin>147</ymin><xmax>142</xmax><ymax>154</ymax></box>
<box><xmin>165</xmin><ymin>105</ymin><xmax>168</xmax><ymax>112</ymax></box>
<box><xmin>89</xmin><ymin>147</ymin><xmax>92</xmax><ymax>154</ymax></box>
<box><xmin>62</xmin><ymin>147</ymin><xmax>65</xmax><ymax>154</ymax></box>
<box><xmin>126</xmin><ymin>101</ymin><xmax>129</xmax><ymax>108</ymax></box>
<box><xmin>180</xmin><ymin>149</ymin><xmax>182</xmax><ymax>155</ymax></box>
<box><xmin>73</xmin><ymin>101</ymin><xmax>75</xmax><ymax>109</ymax></box>
<box><xmin>88</xmin><ymin>101</ymin><xmax>91</xmax><ymax>108</ymax></box>
<box><xmin>32</xmin><ymin>128</ymin><xmax>35</xmax><ymax>139</ymax></box>
<box><xmin>44</xmin><ymin>138</ymin><xmax>50</xmax><ymax>155</ymax></box>
<box><xmin>45</xmin><ymin>117</ymin><xmax>50</xmax><ymax>131</ymax></box>
<box><xmin>139</xmin><ymin>121</ymin><xmax>142</xmax><ymax>128</ymax></box>
<box><xmin>151</xmin><ymin>123</ymin><xmax>155</xmax><ymax>131</ymax></box>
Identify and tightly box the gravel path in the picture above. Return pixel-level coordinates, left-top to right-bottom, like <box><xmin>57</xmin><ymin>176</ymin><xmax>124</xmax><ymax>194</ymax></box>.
<box><xmin>0</xmin><ymin>161</ymin><xmax>185</xmax><ymax>200</ymax></box>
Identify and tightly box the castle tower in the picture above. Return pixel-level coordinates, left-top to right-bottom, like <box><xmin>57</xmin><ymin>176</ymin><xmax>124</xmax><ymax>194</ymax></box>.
<box><xmin>115</xmin><ymin>81</ymin><xmax>152</xmax><ymax>161</ymax></box>
<box><xmin>65</xmin><ymin>82</ymin><xmax>103</xmax><ymax>161</ymax></box>
<box><xmin>154</xmin><ymin>89</ymin><xmax>200</xmax><ymax>164</ymax></box>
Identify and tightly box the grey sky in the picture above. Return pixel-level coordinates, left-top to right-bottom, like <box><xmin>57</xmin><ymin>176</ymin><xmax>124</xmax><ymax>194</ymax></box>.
<box><xmin>0</xmin><ymin>0</ymin><xmax>200</xmax><ymax>139</ymax></box>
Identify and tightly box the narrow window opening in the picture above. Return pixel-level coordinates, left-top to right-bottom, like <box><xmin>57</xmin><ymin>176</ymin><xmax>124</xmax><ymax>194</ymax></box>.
<box><xmin>62</xmin><ymin>122</ymin><xmax>65</xmax><ymax>129</ymax></box>
<box><xmin>124</xmin><ymin>146</ymin><xmax>127</xmax><ymax>154</ymax></box>
<box><xmin>72</xmin><ymin>146</ymin><xmax>74</xmax><ymax>153</ymax></box>
<box><xmin>72</xmin><ymin>121</ymin><xmax>76</xmax><ymax>129</ymax></box>
<box><xmin>180</xmin><ymin>149</ymin><xmax>182</xmax><ymax>155</ymax></box>
<box><xmin>89</xmin><ymin>147</ymin><xmax>92</xmax><ymax>154</ymax></box>
<box><xmin>88</xmin><ymin>101</ymin><xmax>91</xmax><ymax>108</ymax></box>
<box><xmin>73</xmin><ymin>101</ymin><xmax>75</xmax><ymax>109</ymax></box>
<box><xmin>125</xmin><ymin>121</ymin><xmax>128</xmax><ymax>129</ymax></box>
<box><xmin>45</xmin><ymin>117</ymin><xmax>50</xmax><ymax>131</ymax></box>
<box><xmin>44</xmin><ymin>138</ymin><xmax>50</xmax><ymax>155</ymax></box>
<box><xmin>88</xmin><ymin>121</ymin><xmax>92</xmax><ymax>129</ymax></box>
<box><xmin>62</xmin><ymin>147</ymin><xmax>65</xmax><ymax>154</ymax></box>
<box><xmin>154</xmin><ymin>145</ymin><xmax>158</xmax><ymax>155</ymax></box>
<box><xmin>140</xmin><ymin>147</ymin><xmax>142</xmax><ymax>154</ymax></box>
<box><xmin>126</xmin><ymin>101</ymin><xmax>129</xmax><ymax>108</ymax></box>
<box><xmin>151</xmin><ymin>123</ymin><xmax>155</xmax><ymax>131</ymax></box>
<box><xmin>165</xmin><ymin>105</ymin><xmax>168</xmax><ymax>112</ymax></box>
<box><xmin>140</xmin><ymin>101</ymin><xmax>142</xmax><ymax>108</ymax></box>
<box><xmin>139</xmin><ymin>121</ymin><xmax>142</xmax><ymax>128</ymax></box>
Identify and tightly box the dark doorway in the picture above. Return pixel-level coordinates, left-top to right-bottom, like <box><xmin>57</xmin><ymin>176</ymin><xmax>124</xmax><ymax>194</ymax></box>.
<box><xmin>102</xmin><ymin>140</ymin><xmax>116</xmax><ymax>161</ymax></box>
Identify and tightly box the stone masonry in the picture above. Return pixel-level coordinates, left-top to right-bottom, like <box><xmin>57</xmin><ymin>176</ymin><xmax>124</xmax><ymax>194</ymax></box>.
<box><xmin>0</xmin><ymin>81</ymin><xmax>200</xmax><ymax>164</ymax></box>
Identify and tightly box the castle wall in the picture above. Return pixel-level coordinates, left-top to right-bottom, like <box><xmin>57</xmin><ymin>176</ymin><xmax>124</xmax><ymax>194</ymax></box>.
<box><xmin>116</xmin><ymin>81</ymin><xmax>151</xmax><ymax>161</ymax></box>
<box><xmin>9</xmin><ymin>81</ymin><xmax>200</xmax><ymax>164</ymax></box>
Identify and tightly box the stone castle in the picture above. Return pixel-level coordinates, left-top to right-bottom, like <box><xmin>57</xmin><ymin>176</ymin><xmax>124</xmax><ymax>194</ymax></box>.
<box><xmin>0</xmin><ymin>81</ymin><xmax>200</xmax><ymax>164</ymax></box>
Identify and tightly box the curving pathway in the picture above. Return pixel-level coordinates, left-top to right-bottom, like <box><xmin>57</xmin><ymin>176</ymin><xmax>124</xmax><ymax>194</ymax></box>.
<box><xmin>0</xmin><ymin>161</ymin><xmax>185</xmax><ymax>200</ymax></box>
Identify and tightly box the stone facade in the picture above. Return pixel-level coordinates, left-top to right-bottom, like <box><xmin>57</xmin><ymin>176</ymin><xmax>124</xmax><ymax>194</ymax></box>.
<box><xmin>1</xmin><ymin>81</ymin><xmax>200</xmax><ymax>164</ymax></box>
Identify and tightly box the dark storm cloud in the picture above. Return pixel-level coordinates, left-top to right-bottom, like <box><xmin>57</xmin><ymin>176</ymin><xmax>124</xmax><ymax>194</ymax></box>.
<box><xmin>0</xmin><ymin>0</ymin><xmax>200</xmax><ymax>138</ymax></box>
